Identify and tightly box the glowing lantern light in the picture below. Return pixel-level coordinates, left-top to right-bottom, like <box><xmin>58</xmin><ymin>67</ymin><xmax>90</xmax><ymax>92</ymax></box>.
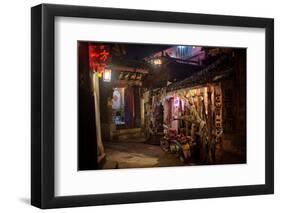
<box><xmin>153</xmin><ymin>58</ymin><xmax>162</xmax><ymax>65</ymax></box>
<box><xmin>97</xmin><ymin>72</ymin><xmax>103</xmax><ymax>78</ymax></box>
<box><xmin>103</xmin><ymin>68</ymin><xmax>112</xmax><ymax>82</ymax></box>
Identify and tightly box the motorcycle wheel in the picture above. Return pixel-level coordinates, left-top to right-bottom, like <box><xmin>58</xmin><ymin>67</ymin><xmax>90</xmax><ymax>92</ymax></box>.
<box><xmin>160</xmin><ymin>138</ymin><xmax>170</xmax><ymax>152</ymax></box>
<box><xmin>179</xmin><ymin>149</ymin><xmax>191</xmax><ymax>163</ymax></box>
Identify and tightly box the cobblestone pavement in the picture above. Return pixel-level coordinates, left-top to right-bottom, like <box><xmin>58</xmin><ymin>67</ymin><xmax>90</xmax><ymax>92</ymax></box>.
<box><xmin>103</xmin><ymin>141</ymin><xmax>185</xmax><ymax>169</ymax></box>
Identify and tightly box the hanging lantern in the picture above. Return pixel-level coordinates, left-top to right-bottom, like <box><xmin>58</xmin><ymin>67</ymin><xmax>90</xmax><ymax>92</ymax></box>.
<box><xmin>97</xmin><ymin>71</ymin><xmax>103</xmax><ymax>78</ymax></box>
<box><xmin>103</xmin><ymin>68</ymin><xmax>112</xmax><ymax>82</ymax></box>
<box><xmin>153</xmin><ymin>58</ymin><xmax>162</xmax><ymax>65</ymax></box>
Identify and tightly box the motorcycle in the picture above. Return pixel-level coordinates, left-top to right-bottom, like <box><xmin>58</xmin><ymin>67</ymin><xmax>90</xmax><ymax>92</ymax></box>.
<box><xmin>160</xmin><ymin>124</ymin><xmax>195</xmax><ymax>163</ymax></box>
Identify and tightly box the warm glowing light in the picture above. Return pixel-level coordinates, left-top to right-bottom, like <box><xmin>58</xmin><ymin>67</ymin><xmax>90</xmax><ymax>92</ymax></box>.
<box><xmin>103</xmin><ymin>68</ymin><xmax>112</xmax><ymax>82</ymax></box>
<box><xmin>88</xmin><ymin>44</ymin><xmax>110</xmax><ymax>73</ymax></box>
<box><xmin>153</xmin><ymin>58</ymin><xmax>162</xmax><ymax>65</ymax></box>
<box><xmin>97</xmin><ymin>72</ymin><xmax>103</xmax><ymax>78</ymax></box>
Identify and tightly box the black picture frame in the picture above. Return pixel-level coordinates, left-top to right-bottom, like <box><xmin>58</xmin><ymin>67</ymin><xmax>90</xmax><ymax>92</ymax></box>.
<box><xmin>31</xmin><ymin>3</ymin><xmax>274</xmax><ymax>209</ymax></box>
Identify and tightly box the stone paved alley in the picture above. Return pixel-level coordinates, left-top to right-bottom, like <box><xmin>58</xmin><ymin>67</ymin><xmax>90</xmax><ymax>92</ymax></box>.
<box><xmin>103</xmin><ymin>142</ymin><xmax>185</xmax><ymax>169</ymax></box>
<box><xmin>102</xmin><ymin>139</ymin><xmax>245</xmax><ymax>169</ymax></box>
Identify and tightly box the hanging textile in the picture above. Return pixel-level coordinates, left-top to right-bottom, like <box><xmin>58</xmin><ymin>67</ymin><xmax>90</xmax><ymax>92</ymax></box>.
<box><xmin>125</xmin><ymin>87</ymin><xmax>134</xmax><ymax>127</ymax></box>
<box><xmin>134</xmin><ymin>87</ymin><xmax>141</xmax><ymax>127</ymax></box>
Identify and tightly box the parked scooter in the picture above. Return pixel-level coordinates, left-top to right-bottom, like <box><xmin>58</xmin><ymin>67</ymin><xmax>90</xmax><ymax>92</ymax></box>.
<box><xmin>160</xmin><ymin>124</ymin><xmax>195</xmax><ymax>163</ymax></box>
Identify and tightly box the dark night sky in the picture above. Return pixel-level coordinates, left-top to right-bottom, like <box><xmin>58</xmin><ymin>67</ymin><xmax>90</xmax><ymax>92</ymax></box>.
<box><xmin>125</xmin><ymin>43</ymin><xmax>171</xmax><ymax>60</ymax></box>
<box><xmin>87</xmin><ymin>41</ymin><xmax>172</xmax><ymax>60</ymax></box>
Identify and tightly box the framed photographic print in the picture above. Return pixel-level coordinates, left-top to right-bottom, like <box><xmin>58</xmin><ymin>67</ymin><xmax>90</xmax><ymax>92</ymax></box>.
<box><xmin>31</xmin><ymin>3</ymin><xmax>274</xmax><ymax>209</ymax></box>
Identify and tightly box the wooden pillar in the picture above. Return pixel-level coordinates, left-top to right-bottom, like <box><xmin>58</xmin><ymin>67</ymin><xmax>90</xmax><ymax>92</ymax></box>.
<box><xmin>91</xmin><ymin>73</ymin><xmax>105</xmax><ymax>163</ymax></box>
<box><xmin>99</xmin><ymin>77</ymin><xmax>113</xmax><ymax>141</ymax></box>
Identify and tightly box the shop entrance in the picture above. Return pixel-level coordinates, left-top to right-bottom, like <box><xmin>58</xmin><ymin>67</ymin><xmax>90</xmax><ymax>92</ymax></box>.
<box><xmin>111</xmin><ymin>86</ymin><xmax>144</xmax><ymax>142</ymax></box>
<box><xmin>112</xmin><ymin>88</ymin><xmax>125</xmax><ymax>126</ymax></box>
